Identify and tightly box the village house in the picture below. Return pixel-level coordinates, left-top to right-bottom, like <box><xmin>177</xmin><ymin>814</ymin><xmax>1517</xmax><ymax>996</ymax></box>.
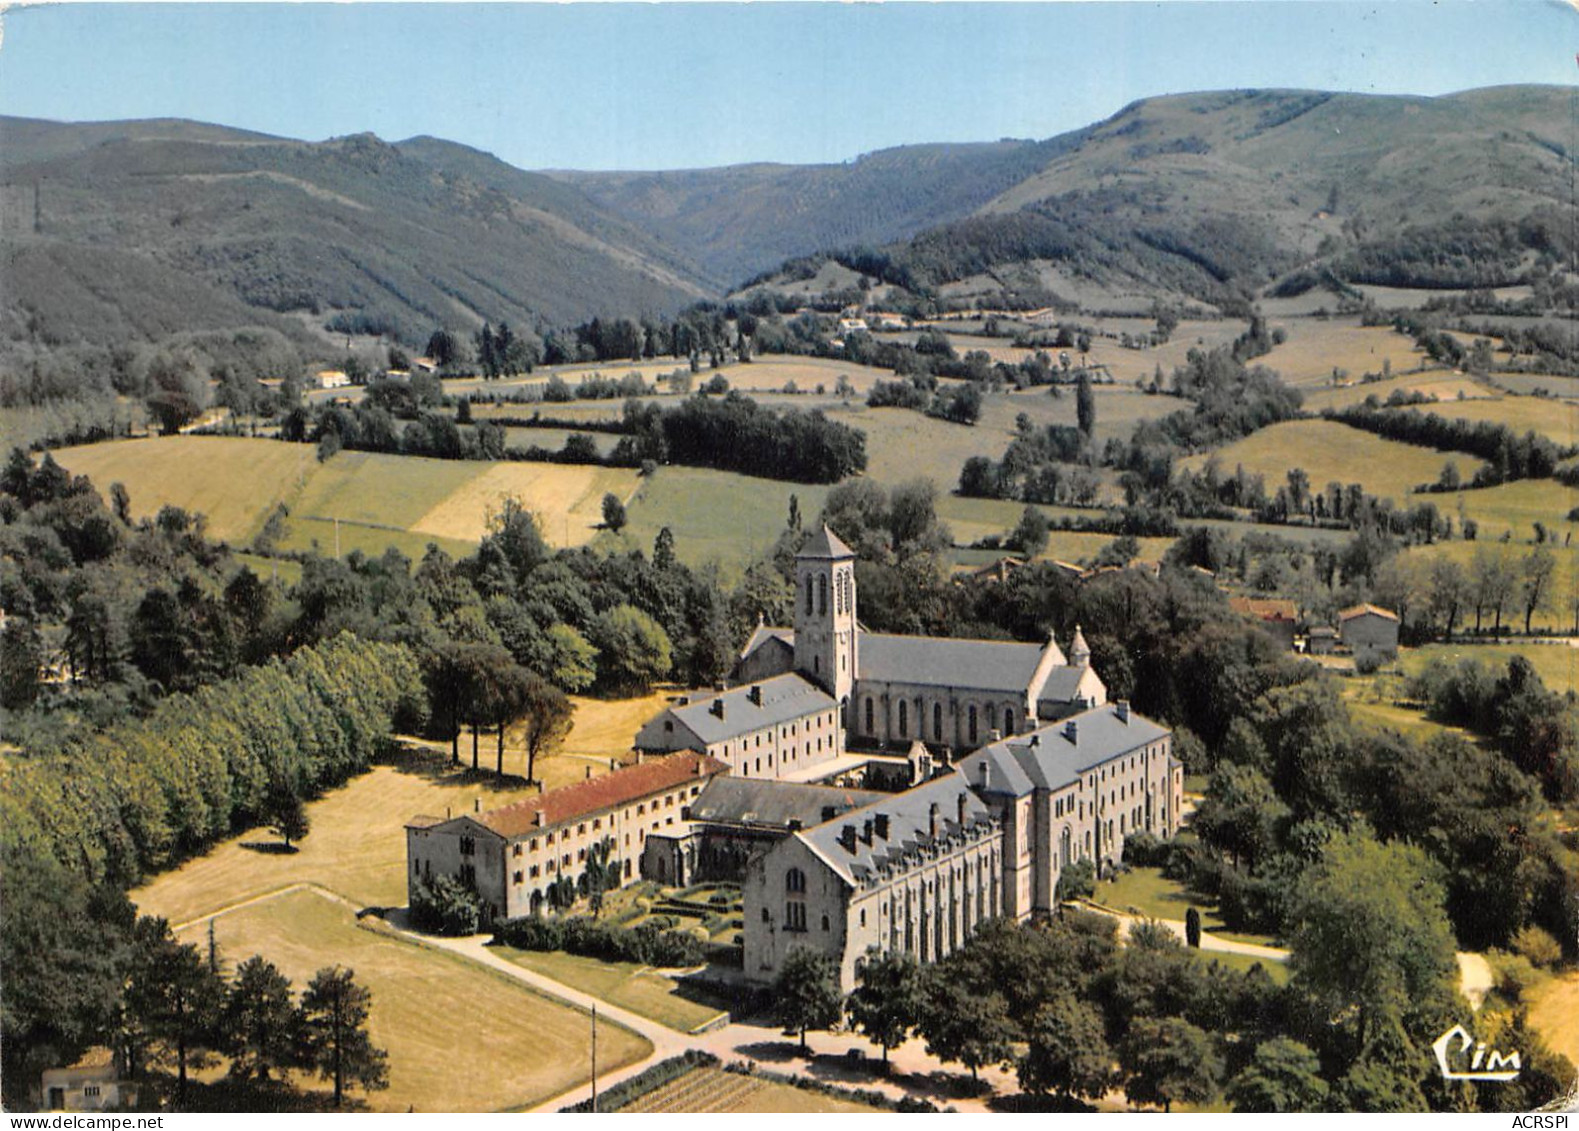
<box><xmin>405</xmin><ymin>752</ymin><xmax>727</xmax><ymax>921</ymax></box>
<box><xmin>1339</xmin><ymin>603</ymin><xmax>1400</xmax><ymax>662</ymax></box>
<box><xmin>314</xmin><ymin>368</ymin><xmax>350</xmax><ymax>389</ymax></box>
<box><xmin>1229</xmin><ymin>596</ymin><xmax>1300</xmax><ymax>651</ymax></box>
<box><xmin>40</xmin><ymin>1048</ymin><xmax>136</xmax><ymax>1112</ymax></box>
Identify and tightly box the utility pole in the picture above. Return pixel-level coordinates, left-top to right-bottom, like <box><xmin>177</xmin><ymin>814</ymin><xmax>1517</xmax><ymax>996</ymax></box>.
<box><xmin>590</xmin><ymin>1004</ymin><xmax>598</xmax><ymax>1113</ymax></box>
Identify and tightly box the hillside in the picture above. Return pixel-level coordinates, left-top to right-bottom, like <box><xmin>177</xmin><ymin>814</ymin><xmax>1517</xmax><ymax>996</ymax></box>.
<box><xmin>0</xmin><ymin>117</ymin><xmax>711</xmax><ymax>359</ymax></box>
<box><xmin>552</xmin><ymin>134</ymin><xmax>1090</xmax><ymax>288</ymax></box>
<box><xmin>723</xmin><ymin>86</ymin><xmax>1578</xmax><ymax>308</ymax></box>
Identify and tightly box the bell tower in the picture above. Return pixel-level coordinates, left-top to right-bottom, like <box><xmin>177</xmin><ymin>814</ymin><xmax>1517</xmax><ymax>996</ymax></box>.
<box><xmin>793</xmin><ymin>525</ymin><xmax>857</xmax><ymax>703</ymax></box>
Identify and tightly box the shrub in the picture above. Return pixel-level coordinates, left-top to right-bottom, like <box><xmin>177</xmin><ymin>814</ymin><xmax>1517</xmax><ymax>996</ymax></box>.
<box><xmin>494</xmin><ymin>914</ymin><xmax>705</xmax><ymax>967</ymax></box>
<box><xmin>410</xmin><ymin>872</ymin><xmax>481</xmax><ymax>936</ymax></box>
<box><xmin>1511</xmin><ymin>924</ymin><xmax>1564</xmax><ymax>969</ymax></box>
<box><xmin>1055</xmin><ymin>858</ymin><xmax>1096</xmax><ymax>902</ymax></box>
<box><xmin>559</xmin><ymin>1051</ymin><xmax>718</xmax><ymax>1112</ymax></box>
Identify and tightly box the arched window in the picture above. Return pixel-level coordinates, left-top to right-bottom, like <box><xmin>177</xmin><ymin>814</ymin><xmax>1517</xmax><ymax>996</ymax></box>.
<box><xmin>934</xmin><ymin>702</ymin><xmax>943</xmax><ymax>740</ymax></box>
<box><xmin>761</xmin><ymin>907</ymin><xmax>770</xmax><ymax>922</ymax></box>
<box><xmin>865</xmin><ymin>697</ymin><xmax>875</xmax><ymax>734</ymax></box>
<box><xmin>821</xmin><ymin>913</ymin><xmax>830</xmax><ymax>932</ymax></box>
<box><xmin>817</xmin><ymin>574</ymin><xmax>827</xmax><ymax>615</ymax></box>
<box><xmin>805</xmin><ymin>575</ymin><xmax>813</xmax><ymax>614</ymax></box>
<box><xmin>898</xmin><ymin>700</ymin><xmax>908</xmax><ymax>737</ymax></box>
<box><xmin>1005</xmin><ymin>708</ymin><xmax>1016</xmax><ymax>734</ymax></box>
<box><xmin>968</xmin><ymin>705</ymin><xmax>978</xmax><ymax>745</ymax></box>
<box><xmin>786</xmin><ymin>867</ymin><xmax>806</xmax><ymax>894</ymax></box>
<box><xmin>986</xmin><ymin>704</ymin><xmax>996</xmax><ymax>732</ymax></box>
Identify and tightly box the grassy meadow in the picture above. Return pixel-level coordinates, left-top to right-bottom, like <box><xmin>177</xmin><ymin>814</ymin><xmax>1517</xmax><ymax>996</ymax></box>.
<box><xmin>176</xmin><ymin>889</ymin><xmax>649</xmax><ymax>1112</ymax></box>
<box><xmin>1300</xmin><ymin>371</ymin><xmax>1493</xmax><ymax>412</ymax></box>
<box><xmin>1179</xmin><ymin>418</ymin><xmax>1480</xmax><ymax>504</ymax></box>
<box><xmin>495</xmin><ymin>947</ymin><xmax>728</xmax><ymax>1033</ymax></box>
<box><xmin>1257</xmin><ymin>319</ymin><xmax>1430</xmax><ymax>388</ymax></box>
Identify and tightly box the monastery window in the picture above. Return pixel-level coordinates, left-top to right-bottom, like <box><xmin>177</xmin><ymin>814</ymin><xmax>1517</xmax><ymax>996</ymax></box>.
<box><xmin>546</xmin><ymin>860</ymin><xmax>556</xmax><ymax>873</ymax></box>
<box><xmin>664</xmin><ymin>720</ymin><xmax>673</xmax><ymax>733</ymax></box>
<box><xmin>1005</xmin><ymin>708</ymin><xmax>1016</xmax><ymax>734</ymax></box>
<box><xmin>529</xmin><ymin>838</ymin><xmax>539</xmax><ymax>852</ymax></box>
<box><xmin>513</xmin><ymin>844</ymin><xmax>523</xmax><ymax>857</ymax></box>
<box><xmin>805</xmin><ymin>576</ymin><xmax>814</xmax><ymax>614</ymax></box>
<box><xmin>530</xmin><ymin>865</ymin><xmax>540</xmax><ymax>878</ymax></box>
<box><xmin>786</xmin><ymin>903</ymin><xmax>807</xmax><ymax>931</ymax></box>
<box><xmin>865</xmin><ymin>698</ymin><xmax>875</xmax><ymax>734</ymax></box>
<box><xmin>755</xmin><ymin>759</ymin><xmax>762</xmax><ymax>773</ymax></box>
<box><xmin>513</xmin><ymin>870</ymin><xmax>523</xmax><ymax>885</ymax></box>
<box><xmin>818</xmin><ymin>574</ymin><xmax>828</xmax><ymax>615</ymax></box>
<box><xmin>934</xmin><ymin>702</ymin><xmax>943</xmax><ymax>740</ymax></box>
<box><xmin>986</xmin><ymin>704</ymin><xmax>996</xmax><ymax>732</ymax></box>
<box><xmin>460</xmin><ymin>836</ymin><xmax>475</xmax><ymax>857</ymax></box>
<box><xmin>666</xmin><ymin>796</ymin><xmax>674</xmax><ymax>808</ymax></box>
<box><xmin>638</xmin><ymin>804</ymin><xmax>645</xmax><ymax>816</ymax></box>
<box><xmin>860</xmin><ymin>909</ymin><xmax>867</xmax><ymax>928</ymax></box>
<box><xmin>563</xmin><ymin>854</ymin><xmax>571</xmax><ymax>868</ymax></box>
<box><xmin>898</xmin><ymin>700</ymin><xmax>908</xmax><ymax>737</ymax></box>
<box><xmin>593</xmin><ymin>818</ymin><xmax>602</xmax><ymax>831</ymax></box>
<box><xmin>692</xmin><ymin>786</ymin><xmax>701</xmax><ymax>797</ymax></box>
<box><xmin>762</xmin><ymin>908</ymin><xmax>770</xmax><ymax>923</ymax></box>
<box><xmin>968</xmin><ymin>705</ymin><xmax>978</xmax><ymax>746</ymax></box>
<box><xmin>821</xmin><ymin>914</ymin><xmax>831</xmax><ymax>932</ymax></box>
<box><xmin>786</xmin><ymin>867</ymin><xmax>807</xmax><ymax>894</ymax></box>
<box><xmin>667</xmin><ymin>817</ymin><xmax>674</xmax><ymax>826</ymax></box>
<box><xmin>83</xmin><ymin>1087</ymin><xmax>101</xmax><ymax>1099</ymax></box>
<box><xmin>461</xmin><ymin>863</ymin><xmax>476</xmax><ymax>886</ymax></box>
<box><xmin>578</xmin><ymin>823</ymin><xmax>586</xmax><ymax>835</ymax></box>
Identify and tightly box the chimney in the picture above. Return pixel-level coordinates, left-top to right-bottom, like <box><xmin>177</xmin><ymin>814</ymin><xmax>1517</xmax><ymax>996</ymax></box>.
<box><xmin>537</xmin><ymin>781</ymin><xmax>546</xmax><ymax>795</ymax></box>
<box><xmin>445</xmin><ymin>805</ymin><xmax>452</xmax><ymax>819</ymax></box>
<box><xmin>788</xmin><ymin>818</ymin><xmax>803</xmax><ymax>832</ymax></box>
<box><xmin>711</xmin><ymin>699</ymin><xmax>725</xmax><ymax>720</ymax></box>
<box><xmin>1030</xmin><ymin>734</ymin><xmax>1040</xmax><ymax>747</ymax></box>
<box><xmin>534</xmin><ymin>811</ymin><xmax>545</xmax><ymax>827</ymax></box>
<box><xmin>979</xmin><ymin>760</ymin><xmax>991</xmax><ymax>790</ymax></box>
<box><xmin>863</xmin><ymin>817</ymin><xmax>875</xmax><ymax>844</ymax></box>
<box><xmin>956</xmin><ymin>792</ymin><xmax>968</xmax><ymax>830</ymax></box>
<box><xmin>988</xmin><ymin>729</ymin><xmax>1002</xmax><ymax>743</ymax></box>
<box><xmin>840</xmin><ymin>824</ymin><xmax>858</xmax><ymax>853</ymax></box>
<box><xmin>474</xmin><ymin>798</ymin><xmax>482</xmax><ymax>813</ymax></box>
<box><xmin>748</xmin><ymin>685</ymin><xmax>763</xmax><ymax>706</ymax></box>
<box><xmin>609</xmin><ymin>758</ymin><xmax>617</xmax><ymax>772</ymax></box>
<box><xmin>714</xmin><ymin>680</ymin><xmax>728</xmax><ymax>692</ymax></box>
<box><xmin>1064</xmin><ymin>719</ymin><xmax>1079</xmax><ymax>744</ymax></box>
<box><xmin>874</xmin><ymin>812</ymin><xmax>890</xmax><ymax>839</ymax></box>
<box><xmin>636</xmin><ymin>751</ymin><xmax>645</xmax><ymax>765</ymax></box>
<box><xmin>585</xmin><ymin>765</ymin><xmax>594</xmax><ymax>780</ymax></box>
<box><xmin>928</xmin><ymin>802</ymin><xmax>939</xmax><ymax>840</ymax></box>
<box><xmin>676</xmin><ymin>696</ymin><xmax>689</xmax><ymax>706</ymax></box>
<box><xmin>822</xmin><ymin>805</ymin><xmax>838</xmax><ymax>823</ymax></box>
<box><xmin>1116</xmin><ymin>700</ymin><xmax>1130</xmax><ymax>723</ymax></box>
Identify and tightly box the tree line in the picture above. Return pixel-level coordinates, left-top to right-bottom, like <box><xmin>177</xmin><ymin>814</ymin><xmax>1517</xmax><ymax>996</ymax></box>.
<box><xmin>1325</xmin><ymin>404</ymin><xmax>1571</xmax><ymax>486</ymax></box>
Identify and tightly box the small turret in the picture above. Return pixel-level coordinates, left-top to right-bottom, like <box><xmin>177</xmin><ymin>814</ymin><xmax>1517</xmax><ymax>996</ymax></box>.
<box><xmin>1069</xmin><ymin>624</ymin><xmax>1091</xmax><ymax>666</ymax></box>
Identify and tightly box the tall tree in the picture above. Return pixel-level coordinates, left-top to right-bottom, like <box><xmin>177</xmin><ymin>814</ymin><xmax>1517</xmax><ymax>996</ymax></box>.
<box><xmin>298</xmin><ymin>966</ymin><xmax>389</xmax><ymax>1109</ymax></box>
<box><xmin>771</xmin><ymin>948</ymin><xmax>844</xmax><ymax>1051</ymax></box>
<box><xmin>1076</xmin><ymin>371</ymin><xmax>1096</xmax><ymax>439</ymax></box>
<box><xmin>847</xmin><ymin>949</ymin><xmax>924</xmax><ymax>1068</ymax></box>
<box><xmin>124</xmin><ymin>919</ymin><xmax>226</xmax><ymax>1104</ymax></box>
<box><xmin>1519</xmin><ymin>546</ymin><xmax>1556</xmax><ymax>634</ymax></box>
<box><xmin>1226</xmin><ymin>1037</ymin><xmax>1329</xmax><ymax>1112</ymax></box>
<box><xmin>265</xmin><ymin>780</ymin><xmax>310</xmax><ymax>850</ymax></box>
<box><xmin>225</xmin><ymin>956</ymin><xmax>301</xmax><ymax>1083</ymax></box>
<box><xmin>1120</xmin><ymin>1016</ymin><xmax>1223</xmax><ymax>1112</ymax></box>
<box><xmin>1019</xmin><ymin>993</ymin><xmax>1116</xmax><ymax>1103</ymax></box>
<box><xmin>918</xmin><ymin>970</ymin><xmax>1015</xmax><ymax>1083</ymax></box>
<box><xmin>518</xmin><ymin>673</ymin><xmax>574</xmax><ymax>786</ymax></box>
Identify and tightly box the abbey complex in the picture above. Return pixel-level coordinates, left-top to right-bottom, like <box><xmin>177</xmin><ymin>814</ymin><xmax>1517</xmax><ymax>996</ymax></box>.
<box><xmin>409</xmin><ymin>528</ymin><xmax>1183</xmax><ymax>989</ymax></box>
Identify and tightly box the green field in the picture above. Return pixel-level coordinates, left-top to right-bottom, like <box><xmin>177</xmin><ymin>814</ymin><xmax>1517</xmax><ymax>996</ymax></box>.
<box><xmin>1093</xmin><ymin>866</ymin><xmax>1283</xmax><ymax>952</ymax></box>
<box><xmin>1401</xmin><ymin>540</ymin><xmax>1579</xmax><ymax>633</ymax></box>
<box><xmin>1431</xmin><ymin>479</ymin><xmax>1579</xmax><ymax>544</ymax></box>
<box><xmin>1300</xmin><ymin>371</ymin><xmax>1493</xmax><ymax>412</ymax></box>
<box><xmin>619</xmin><ymin>466</ymin><xmax>831</xmax><ymax>572</ymax></box>
<box><xmin>1180</xmin><ymin>418</ymin><xmax>1482</xmax><ymax>504</ymax></box>
<box><xmin>177</xmin><ymin>890</ymin><xmax>649</xmax><ymax>1113</ymax></box>
<box><xmin>1257</xmin><ymin>319</ymin><xmax>1430</xmax><ymax>388</ymax></box>
<box><xmin>494</xmin><ymin>947</ymin><xmax>728</xmax><ymax>1033</ymax></box>
<box><xmin>1398</xmin><ymin>641</ymin><xmax>1579</xmax><ymax>696</ymax></box>
<box><xmin>1384</xmin><ymin>395</ymin><xmax>1579</xmax><ymax>450</ymax></box>
<box><xmin>53</xmin><ymin>436</ymin><xmax>310</xmax><ymax>543</ymax></box>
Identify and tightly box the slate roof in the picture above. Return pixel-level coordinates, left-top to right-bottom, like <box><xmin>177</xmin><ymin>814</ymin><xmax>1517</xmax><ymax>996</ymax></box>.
<box><xmin>1037</xmin><ymin>664</ymin><xmax>1102</xmax><ymax>705</ymax></box>
<box><xmin>636</xmin><ymin>672</ymin><xmax>836</xmax><ymax>748</ymax></box>
<box><xmin>857</xmin><ymin>632</ymin><xmax>1048</xmax><ymax>694</ymax></box>
<box><xmin>688</xmin><ymin>777</ymin><xmax>884</xmax><ymax>829</ymax></box>
<box><xmin>800</xmin><ymin>772</ymin><xmax>995</xmax><ymax>887</ymax></box>
<box><xmin>957</xmin><ymin>703</ymin><xmax>1170</xmax><ymax>799</ymax></box>
<box><xmin>798</xmin><ymin>525</ymin><xmax>855</xmax><ymax>560</ymax></box>
<box><xmin>456</xmin><ymin>752</ymin><xmax>727</xmax><ymax>839</ymax></box>
<box><xmin>738</xmin><ymin>623</ymin><xmax>794</xmax><ymax>660</ymax></box>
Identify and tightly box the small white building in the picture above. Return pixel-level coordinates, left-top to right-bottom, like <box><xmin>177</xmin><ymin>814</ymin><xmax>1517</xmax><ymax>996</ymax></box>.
<box><xmin>41</xmin><ymin>1048</ymin><xmax>136</xmax><ymax>1112</ymax></box>
<box><xmin>314</xmin><ymin>369</ymin><xmax>351</xmax><ymax>390</ymax></box>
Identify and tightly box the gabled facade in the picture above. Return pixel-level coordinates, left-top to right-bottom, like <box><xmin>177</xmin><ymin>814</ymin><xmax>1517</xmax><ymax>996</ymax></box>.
<box><xmin>406</xmin><ymin>752</ymin><xmax>727</xmax><ymax>921</ymax></box>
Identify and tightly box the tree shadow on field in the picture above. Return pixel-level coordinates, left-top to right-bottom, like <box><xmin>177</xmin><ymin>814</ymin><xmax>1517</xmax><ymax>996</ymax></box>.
<box><xmin>734</xmin><ymin>1040</ymin><xmax>805</xmax><ymax>1064</ymax></box>
<box><xmin>376</xmin><ymin>740</ymin><xmax>529</xmax><ymax>793</ymax></box>
<box><xmin>239</xmin><ymin>841</ymin><xmax>299</xmax><ymax>855</ymax></box>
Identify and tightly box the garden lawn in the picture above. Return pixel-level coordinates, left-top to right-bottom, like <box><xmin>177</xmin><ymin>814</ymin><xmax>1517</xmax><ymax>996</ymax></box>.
<box><xmin>1093</xmin><ymin>866</ymin><xmax>1281</xmax><ymax>950</ymax></box>
<box><xmin>176</xmin><ymin>889</ymin><xmax>649</xmax><ymax>1113</ymax></box>
<box><xmin>493</xmin><ymin>946</ymin><xmax>728</xmax><ymax>1033</ymax></box>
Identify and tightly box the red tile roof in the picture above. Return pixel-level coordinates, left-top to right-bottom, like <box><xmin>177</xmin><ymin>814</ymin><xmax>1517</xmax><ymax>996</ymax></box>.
<box><xmin>1229</xmin><ymin>597</ymin><xmax>1299</xmax><ymax>622</ymax></box>
<box><xmin>1339</xmin><ymin>603</ymin><xmax>1399</xmax><ymax>622</ymax></box>
<box><xmin>473</xmin><ymin>752</ymin><xmax>727</xmax><ymax>839</ymax></box>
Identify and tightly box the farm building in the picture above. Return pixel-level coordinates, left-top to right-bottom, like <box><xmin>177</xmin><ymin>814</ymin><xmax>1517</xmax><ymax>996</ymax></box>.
<box><xmin>1229</xmin><ymin>596</ymin><xmax>1300</xmax><ymax>650</ymax></box>
<box><xmin>40</xmin><ymin>1048</ymin><xmax>136</xmax><ymax>1112</ymax></box>
<box><xmin>1307</xmin><ymin>625</ymin><xmax>1339</xmax><ymax>655</ymax></box>
<box><xmin>406</xmin><ymin>752</ymin><xmax>727</xmax><ymax>922</ymax></box>
<box><xmin>1339</xmin><ymin>603</ymin><xmax>1400</xmax><ymax>662</ymax></box>
<box><xmin>314</xmin><ymin>369</ymin><xmax>350</xmax><ymax>389</ymax></box>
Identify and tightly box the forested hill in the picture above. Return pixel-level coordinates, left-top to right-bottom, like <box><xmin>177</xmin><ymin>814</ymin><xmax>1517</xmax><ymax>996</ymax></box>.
<box><xmin>549</xmin><ymin>133</ymin><xmax>1092</xmax><ymax>288</ymax></box>
<box><xmin>591</xmin><ymin>86</ymin><xmax>1576</xmax><ymax>305</ymax></box>
<box><xmin>0</xmin><ymin>117</ymin><xmax>712</xmax><ymax>358</ymax></box>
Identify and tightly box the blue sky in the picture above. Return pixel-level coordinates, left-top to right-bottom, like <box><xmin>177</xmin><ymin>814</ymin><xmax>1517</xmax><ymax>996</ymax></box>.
<box><xmin>0</xmin><ymin>2</ymin><xmax>1571</xmax><ymax>170</ymax></box>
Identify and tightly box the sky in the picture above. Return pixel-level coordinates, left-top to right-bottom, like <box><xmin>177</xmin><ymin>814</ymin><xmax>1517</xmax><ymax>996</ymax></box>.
<box><xmin>0</xmin><ymin>1</ymin><xmax>1571</xmax><ymax>171</ymax></box>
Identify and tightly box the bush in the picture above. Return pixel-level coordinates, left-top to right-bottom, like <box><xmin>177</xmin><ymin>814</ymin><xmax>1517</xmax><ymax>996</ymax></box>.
<box><xmin>559</xmin><ymin>1051</ymin><xmax>718</xmax><ymax>1112</ymax></box>
<box><xmin>494</xmin><ymin>914</ymin><xmax>705</xmax><ymax>967</ymax></box>
<box><xmin>1511</xmin><ymin>924</ymin><xmax>1564</xmax><ymax>969</ymax></box>
<box><xmin>1354</xmin><ymin>650</ymin><xmax>1384</xmax><ymax>675</ymax></box>
<box><xmin>1055</xmin><ymin>858</ymin><xmax>1096</xmax><ymax>902</ymax></box>
<box><xmin>1122</xmin><ymin>831</ymin><xmax>1168</xmax><ymax>867</ymax></box>
<box><xmin>410</xmin><ymin>872</ymin><xmax>481</xmax><ymax>936</ymax></box>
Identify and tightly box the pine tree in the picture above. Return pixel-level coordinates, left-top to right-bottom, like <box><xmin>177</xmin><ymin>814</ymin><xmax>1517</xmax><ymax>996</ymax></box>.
<box><xmin>299</xmin><ymin>967</ymin><xmax>388</xmax><ymax>1108</ymax></box>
